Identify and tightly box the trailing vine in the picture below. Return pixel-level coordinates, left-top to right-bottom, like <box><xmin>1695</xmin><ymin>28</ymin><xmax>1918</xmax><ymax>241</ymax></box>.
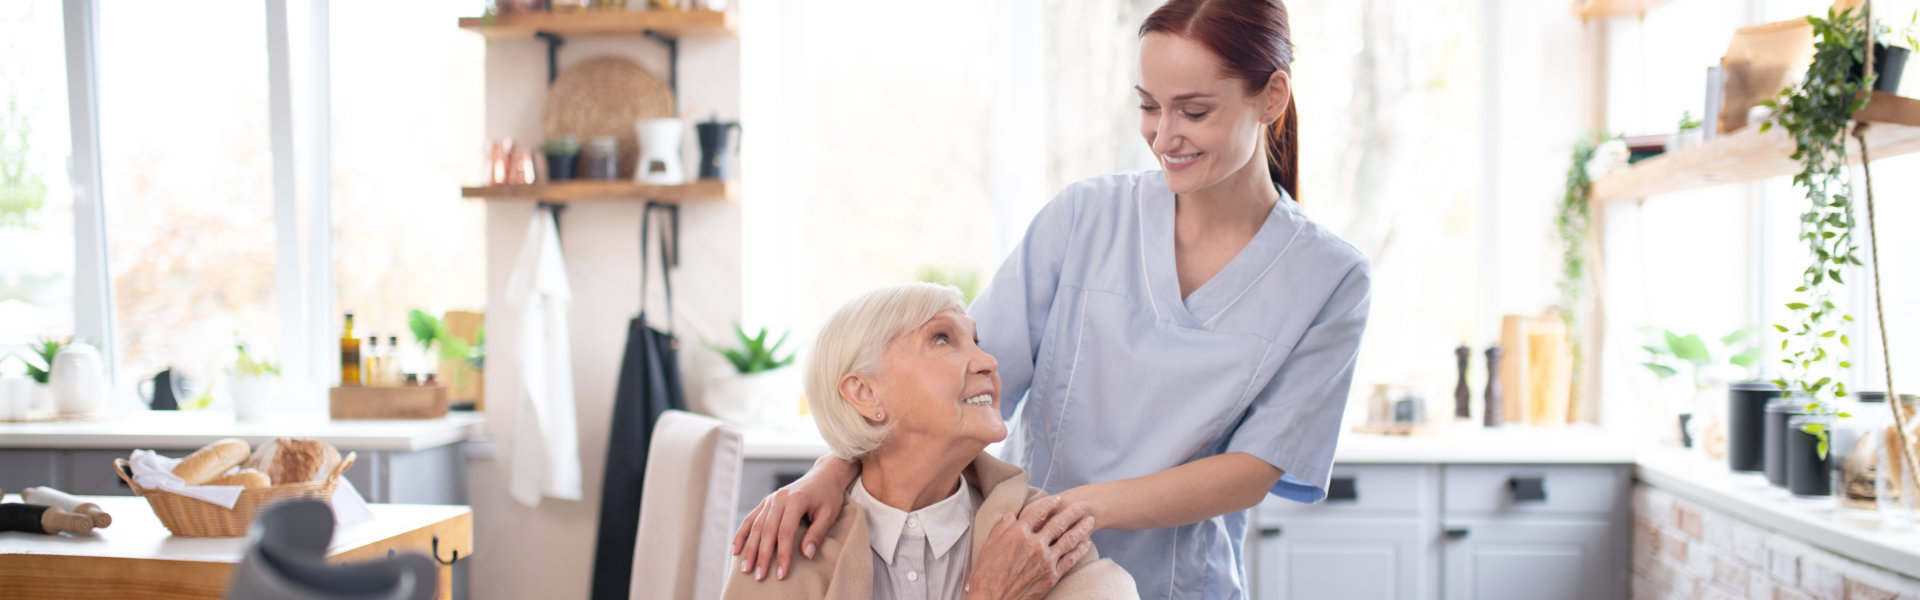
<box><xmin>1555</xmin><ymin>136</ymin><xmax>1602</xmax><ymax>373</ymax></box>
<box><xmin>1759</xmin><ymin>6</ymin><xmax>1874</xmax><ymax>456</ymax></box>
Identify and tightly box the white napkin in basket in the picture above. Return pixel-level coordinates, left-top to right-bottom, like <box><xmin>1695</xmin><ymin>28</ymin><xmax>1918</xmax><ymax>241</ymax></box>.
<box><xmin>128</xmin><ymin>450</ymin><xmax>246</xmax><ymax>509</ymax></box>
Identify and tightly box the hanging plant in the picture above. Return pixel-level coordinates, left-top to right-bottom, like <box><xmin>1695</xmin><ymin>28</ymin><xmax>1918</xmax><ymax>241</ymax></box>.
<box><xmin>1759</xmin><ymin>6</ymin><xmax>1874</xmax><ymax>457</ymax></box>
<box><xmin>1554</xmin><ymin>136</ymin><xmax>1604</xmax><ymax>387</ymax></box>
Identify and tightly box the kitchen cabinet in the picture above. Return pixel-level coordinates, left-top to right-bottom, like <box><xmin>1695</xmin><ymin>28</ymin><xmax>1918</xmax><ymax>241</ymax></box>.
<box><xmin>1247</xmin><ymin>463</ymin><xmax>1629</xmax><ymax>600</ymax></box>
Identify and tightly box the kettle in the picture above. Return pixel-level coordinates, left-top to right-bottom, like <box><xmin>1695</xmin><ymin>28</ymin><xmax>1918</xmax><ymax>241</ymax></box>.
<box><xmin>51</xmin><ymin>342</ymin><xmax>109</xmax><ymax>416</ymax></box>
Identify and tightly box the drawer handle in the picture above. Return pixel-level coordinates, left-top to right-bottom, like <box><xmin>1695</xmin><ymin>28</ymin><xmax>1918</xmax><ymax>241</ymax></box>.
<box><xmin>1508</xmin><ymin>476</ymin><xmax>1547</xmax><ymax>502</ymax></box>
<box><xmin>1259</xmin><ymin>526</ymin><xmax>1283</xmax><ymax>539</ymax></box>
<box><xmin>1326</xmin><ymin>476</ymin><xmax>1358</xmax><ymax>502</ymax></box>
<box><xmin>1445</xmin><ymin>527</ymin><xmax>1470</xmax><ymax>540</ymax></box>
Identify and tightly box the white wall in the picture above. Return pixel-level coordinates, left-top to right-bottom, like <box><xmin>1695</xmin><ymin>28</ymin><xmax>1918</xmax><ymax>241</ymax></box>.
<box><xmin>469</xmin><ymin>21</ymin><xmax>742</xmax><ymax>600</ymax></box>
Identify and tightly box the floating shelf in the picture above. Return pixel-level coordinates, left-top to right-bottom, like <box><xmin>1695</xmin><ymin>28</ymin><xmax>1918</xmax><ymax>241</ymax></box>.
<box><xmin>462</xmin><ymin>179</ymin><xmax>736</xmax><ymax>204</ymax></box>
<box><xmin>457</xmin><ymin>9</ymin><xmax>737</xmax><ymax>39</ymax></box>
<box><xmin>1591</xmin><ymin>92</ymin><xmax>1920</xmax><ymax>202</ymax></box>
<box><xmin>1571</xmin><ymin>0</ymin><xmax>1673</xmax><ymax>19</ymax></box>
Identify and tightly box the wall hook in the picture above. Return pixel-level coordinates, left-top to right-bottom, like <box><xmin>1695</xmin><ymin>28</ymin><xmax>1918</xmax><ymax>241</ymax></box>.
<box><xmin>431</xmin><ymin>534</ymin><xmax>461</xmax><ymax>566</ymax></box>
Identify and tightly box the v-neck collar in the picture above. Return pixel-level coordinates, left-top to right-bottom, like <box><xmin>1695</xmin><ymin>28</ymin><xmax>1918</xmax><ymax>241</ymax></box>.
<box><xmin>1138</xmin><ymin>171</ymin><xmax>1305</xmax><ymax>329</ymax></box>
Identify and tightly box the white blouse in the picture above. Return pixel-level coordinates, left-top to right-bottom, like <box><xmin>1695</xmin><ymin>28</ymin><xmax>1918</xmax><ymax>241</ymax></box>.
<box><xmin>847</xmin><ymin>475</ymin><xmax>981</xmax><ymax>600</ymax></box>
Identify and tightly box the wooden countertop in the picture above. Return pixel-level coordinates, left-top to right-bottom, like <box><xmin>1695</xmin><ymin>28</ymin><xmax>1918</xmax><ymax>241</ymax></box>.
<box><xmin>0</xmin><ymin>494</ymin><xmax>472</xmax><ymax>599</ymax></box>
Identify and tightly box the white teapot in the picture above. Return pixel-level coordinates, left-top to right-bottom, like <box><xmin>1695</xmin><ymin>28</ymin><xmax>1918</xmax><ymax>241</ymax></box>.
<box><xmin>51</xmin><ymin>342</ymin><xmax>110</xmax><ymax>415</ymax></box>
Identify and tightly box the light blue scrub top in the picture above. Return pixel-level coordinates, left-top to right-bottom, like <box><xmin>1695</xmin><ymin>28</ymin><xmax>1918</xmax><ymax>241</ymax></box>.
<box><xmin>970</xmin><ymin>171</ymin><xmax>1371</xmax><ymax>600</ymax></box>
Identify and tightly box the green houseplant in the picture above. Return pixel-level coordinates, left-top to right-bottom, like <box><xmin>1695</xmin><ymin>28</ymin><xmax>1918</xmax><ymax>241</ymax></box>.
<box><xmin>1760</xmin><ymin>6</ymin><xmax>1875</xmax><ymax>458</ymax></box>
<box><xmin>1641</xmin><ymin>328</ymin><xmax>1763</xmax><ymax>445</ymax></box>
<box><xmin>227</xmin><ymin>342</ymin><xmax>282</xmax><ymax>422</ymax></box>
<box><xmin>701</xmin><ymin>325</ymin><xmax>800</xmax><ymax>426</ymax></box>
<box><xmin>541</xmin><ymin>136</ymin><xmax>581</xmax><ymax>181</ymax></box>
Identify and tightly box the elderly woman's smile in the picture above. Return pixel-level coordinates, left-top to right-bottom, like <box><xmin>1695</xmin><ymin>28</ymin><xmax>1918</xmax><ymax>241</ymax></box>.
<box><xmin>855</xmin><ymin>308</ymin><xmax>1008</xmax><ymax>453</ymax></box>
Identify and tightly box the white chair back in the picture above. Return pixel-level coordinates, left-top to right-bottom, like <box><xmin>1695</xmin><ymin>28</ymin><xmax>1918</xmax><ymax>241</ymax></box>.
<box><xmin>631</xmin><ymin>410</ymin><xmax>745</xmax><ymax>600</ymax></box>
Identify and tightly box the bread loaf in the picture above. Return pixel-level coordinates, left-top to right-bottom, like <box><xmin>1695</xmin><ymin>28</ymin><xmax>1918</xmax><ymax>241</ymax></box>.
<box><xmin>246</xmin><ymin>438</ymin><xmax>343</xmax><ymax>485</ymax></box>
<box><xmin>172</xmin><ymin>438</ymin><xmax>251</xmax><ymax>485</ymax></box>
<box><xmin>207</xmin><ymin>469</ymin><xmax>271</xmax><ymax>489</ymax></box>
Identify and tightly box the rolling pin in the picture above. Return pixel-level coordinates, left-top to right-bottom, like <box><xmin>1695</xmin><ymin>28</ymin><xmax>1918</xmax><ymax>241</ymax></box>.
<box><xmin>22</xmin><ymin>487</ymin><xmax>112</xmax><ymax>528</ymax></box>
<box><xmin>0</xmin><ymin>503</ymin><xmax>95</xmax><ymax>535</ymax></box>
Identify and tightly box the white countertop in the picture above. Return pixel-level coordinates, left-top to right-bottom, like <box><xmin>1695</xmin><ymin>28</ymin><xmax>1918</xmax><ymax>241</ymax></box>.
<box><xmin>741</xmin><ymin>418</ymin><xmax>1641</xmax><ymax>464</ymax></box>
<box><xmin>1637</xmin><ymin>447</ymin><xmax>1920</xmax><ymax>580</ymax></box>
<box><xmin>0</xmin><ymin>410</ymin><xmax>486</xmax><ymax>452</ymax></box>
<box><xmin>0</xmin><ymin>494</ymin><xmax>469</xmax><ymax>563</ymax></box>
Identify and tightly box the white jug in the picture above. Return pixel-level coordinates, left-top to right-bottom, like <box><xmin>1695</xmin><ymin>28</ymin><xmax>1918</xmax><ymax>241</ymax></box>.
<box><xmin>51</xmin><ymin>343</ymin><xmax>109</xmax><ymax>415</ymax></box>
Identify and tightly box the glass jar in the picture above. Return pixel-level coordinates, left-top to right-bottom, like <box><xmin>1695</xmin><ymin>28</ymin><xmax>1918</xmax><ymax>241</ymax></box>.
<box><xmin>581</xmin><ymin>136</ymin><xmax>619</xmax><ymax>180</ymax></box>
<box><xmin>1840</xmin><ymin>392</ymin><xmax>1892</xmax><ymax>511</ymax></box>
<box><xmin>1786</xmin><ymin>413</ymin><xmax>1834</xmax><ymax>498</ymax></box>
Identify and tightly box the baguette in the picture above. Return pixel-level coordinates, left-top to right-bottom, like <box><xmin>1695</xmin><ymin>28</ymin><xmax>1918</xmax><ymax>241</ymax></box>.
<box><xmin>207</xmin><ymin>469</ymin><xmax>271</xmax><ymax>489</ymax></box>
<box><xmin>172</xmin><ymin>438</ymin><xmax>251</xmax><ymax>485</ymax></box>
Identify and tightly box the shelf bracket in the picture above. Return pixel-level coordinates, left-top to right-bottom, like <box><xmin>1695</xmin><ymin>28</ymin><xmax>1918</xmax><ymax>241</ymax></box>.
<box><xmin>535</xmin><ymin>31</ymin><xmax>564</xmax><ymax>86</ymax></box>
<box><xmin>642</xmin><ymin>29</ymin><xmax>679</xmax><ymax>110</ymax></box>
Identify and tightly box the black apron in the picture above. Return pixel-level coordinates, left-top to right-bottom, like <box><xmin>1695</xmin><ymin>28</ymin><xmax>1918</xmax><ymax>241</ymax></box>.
<box><xmin>589</xmin><ymin>203</ymin><xmax>687</xmax><ymax>600</ymax></box>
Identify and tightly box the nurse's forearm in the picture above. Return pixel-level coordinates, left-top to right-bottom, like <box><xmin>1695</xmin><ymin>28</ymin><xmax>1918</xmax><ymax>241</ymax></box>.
<box><xmin>1057</xmin><ymin>452</ymin><xmax>1282</xmax><ymax>531</ymax></box>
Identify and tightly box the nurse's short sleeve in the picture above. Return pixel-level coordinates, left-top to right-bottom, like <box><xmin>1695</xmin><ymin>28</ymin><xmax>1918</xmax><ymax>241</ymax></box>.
<box><xmin>970</xmin><ymin>183</ymin><xmax>1079</xmax><ymax>420</ymax></box>
<box><xmin>1226</xmin><ymin>260</ymin><xmax>1372</xmax><ymax>504</ymax></box>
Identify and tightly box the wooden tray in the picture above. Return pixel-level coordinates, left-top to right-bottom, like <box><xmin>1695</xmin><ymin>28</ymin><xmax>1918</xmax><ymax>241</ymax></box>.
<box><xmin>329</xmin><ymin>386</ymin><xmax>449</xmax><ymax>420</ymax></box>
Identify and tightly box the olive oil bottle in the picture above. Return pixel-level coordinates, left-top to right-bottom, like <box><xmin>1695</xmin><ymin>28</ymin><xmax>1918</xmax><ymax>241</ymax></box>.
<box><xmin>341</xmin><ymin>313</ymin><xmax>363</xmax><ymax>386</ymax></box>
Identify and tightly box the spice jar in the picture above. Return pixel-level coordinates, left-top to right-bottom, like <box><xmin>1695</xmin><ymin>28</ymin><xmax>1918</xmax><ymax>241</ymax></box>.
<box><xmin>581</xmin><ymin>136</ymin><xmax>620</xmax><ymax>180</ymax></box>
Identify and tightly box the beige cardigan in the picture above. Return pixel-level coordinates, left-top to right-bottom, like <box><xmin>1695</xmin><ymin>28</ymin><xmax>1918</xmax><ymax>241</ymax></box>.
<box><xmin>722</xmin><ymin>453</ymin><xmax>1138</xmax><ymax>600</ymax></box>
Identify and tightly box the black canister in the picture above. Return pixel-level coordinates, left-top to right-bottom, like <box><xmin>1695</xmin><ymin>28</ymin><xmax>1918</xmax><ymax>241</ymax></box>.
<box><xmin>1764</xmin><ymin>396</ymin><xmax>1809</xmax><ymax>488</ymax></box>
<box><xmin>1728</xmin><ymin>382</ymin><xmax>1778</xmax><ymax>472</ymax></box>
<box><xmin>1787</xmin><ymin>414</ymin><xmax>1834</xmax><ymax>497</ymax></box>
<box><xmin>695</xmin><ymin>117</ymin><xmax>740</xmax><ymax>180</ymax></box>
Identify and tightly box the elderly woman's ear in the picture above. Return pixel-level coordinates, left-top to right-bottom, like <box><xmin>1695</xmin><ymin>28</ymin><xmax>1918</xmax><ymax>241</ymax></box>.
<box><xmin>839</xmin><ymin>373</ymin><xmax>886</xmax><ymax>423</ymax></box>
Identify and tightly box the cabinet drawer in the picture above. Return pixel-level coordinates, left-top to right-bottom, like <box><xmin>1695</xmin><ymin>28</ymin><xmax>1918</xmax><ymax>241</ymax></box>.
<box><xmin>59</xmin><ymin>450</ymin><xmax>139</xmax><ymax>496</ymax></box>
<box><xmin>1442</xmin><ymin>465</ymin><xmax>1627</xmax><ymax>515</ymax></box>
<box><xmin>1261</xmin><ymin>464</ymin><xmax>1437</xmax><ymax>516</ymax></box>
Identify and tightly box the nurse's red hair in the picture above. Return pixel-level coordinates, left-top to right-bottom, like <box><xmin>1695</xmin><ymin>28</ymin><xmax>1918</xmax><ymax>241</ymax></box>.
<box><xmin>1140</xmin><ymin>0</ymin><xmax>1300</xmax><ymax>204</ymax></box>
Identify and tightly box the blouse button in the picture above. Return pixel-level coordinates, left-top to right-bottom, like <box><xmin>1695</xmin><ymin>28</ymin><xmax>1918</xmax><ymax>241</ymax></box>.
<box><xmin>907</xmin><ymin>571</ymin><xmax>919</xmax><ymax>582</ymax></box>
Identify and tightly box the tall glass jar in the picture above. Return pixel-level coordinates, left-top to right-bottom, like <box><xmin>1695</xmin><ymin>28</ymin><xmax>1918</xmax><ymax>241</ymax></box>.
<box><xmin>1840</xmin><ymin>392</ymin><xmax>1892</xmax><ymax>511</ymax></box>
<box><xmin>1876</xmin><ymin>394</ymin><xmax>1920</xmax><ymax>528</ymax></box>
<box><xmin>581</xmin><ymin>136</ymin><xmax>619</xmax><ymax>180</ymax></box>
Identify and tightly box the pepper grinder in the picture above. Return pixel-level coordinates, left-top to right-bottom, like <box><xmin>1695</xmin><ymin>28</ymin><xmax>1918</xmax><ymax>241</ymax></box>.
<box><xmin>1454</xmin><ymin>346</ymin><xmax>1472</xmax><ymax>419</ymax></box>
<box><xmin>1483</xmin><ymin>346</ymin><xmax>1504</xmax><ymax>427</ymax></box>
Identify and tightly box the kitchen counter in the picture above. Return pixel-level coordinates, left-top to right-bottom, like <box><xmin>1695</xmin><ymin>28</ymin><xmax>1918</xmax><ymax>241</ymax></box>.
<box><xmin>0</xmin><ymin>493</ymin><xmax>471</xmax><ymax>599</ymax></box>
<box><xmin>0</xmin><ymin>411</ymin><xmax>486</xmax><ymax>452</ymax></box>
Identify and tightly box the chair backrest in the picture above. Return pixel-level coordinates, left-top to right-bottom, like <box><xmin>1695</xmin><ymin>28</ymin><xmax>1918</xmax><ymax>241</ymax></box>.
<box><xmin>631</xmin><ymin>410</ymin><xmax>745</xmax><ymax>600</ymax></box>
<box><xmin>225</xmin><ymin>500</ymin><xmax>438</xmax><ymax>600</ymax></box>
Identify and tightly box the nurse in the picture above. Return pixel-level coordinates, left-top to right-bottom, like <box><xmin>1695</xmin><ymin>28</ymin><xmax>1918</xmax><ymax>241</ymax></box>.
<box><xmin>734</xmin><ymin>1</ymin><xmax>1370</xmax><ymax>598</ymax></box>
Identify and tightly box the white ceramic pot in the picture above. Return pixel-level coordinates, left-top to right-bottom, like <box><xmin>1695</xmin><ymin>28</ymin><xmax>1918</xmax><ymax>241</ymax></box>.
<box><xmin>229</xmin><ymin>374</ymin><xmax>281</xmax><ymax>423</ymax></box>
<box><xmin>31</xmin><ymin>381</ymin><xmax>55</xmax><ymax>413</ymax></box>
<box><xmin>699</xmin><ymin>367</ymin><xmax>802</xmax><ymax>427</ymax></box>
<box><xmin>0</xmin><ymin>376</ymin><xmax>31</xmax><ymax>420</ymax></box>
<box><xmin>51</xmin><ymin>343</ymin><xmax>109</xmax><ymax>415</ymax></box>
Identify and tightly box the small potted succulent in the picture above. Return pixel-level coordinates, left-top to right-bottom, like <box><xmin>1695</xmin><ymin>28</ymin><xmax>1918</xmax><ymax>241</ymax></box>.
<box><xmin>226</xmin><ymin>342</ymin><xmax>282</xmax><ymax>422</ymax></box>
<box><xmin>541</xmin><ymin>136</ymin><xmax>581</xmax><ymax>182</ymax></box>
<box><xmin>702</xmin><ymin>325</ymin><xmax>799</xmax><ymax>427</ymax></box>
<box><xmin>23</xmin><ymin>337</ymin><xmax>67</xmax><ymax>414</ymax></box>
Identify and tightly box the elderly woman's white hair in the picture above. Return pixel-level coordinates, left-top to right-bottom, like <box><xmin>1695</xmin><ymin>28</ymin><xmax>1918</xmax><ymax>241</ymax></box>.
<box><xmin>805</xmin><ymin>282</ymin><xmax>968</xmax><ymax>460</ymax></box>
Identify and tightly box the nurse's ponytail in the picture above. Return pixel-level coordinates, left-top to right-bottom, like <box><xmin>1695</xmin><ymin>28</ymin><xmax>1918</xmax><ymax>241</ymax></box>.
<box><xmin>1141</xmin><ymin>0</ymin><xmax>1300</xmax><ymax>204</ymax></box>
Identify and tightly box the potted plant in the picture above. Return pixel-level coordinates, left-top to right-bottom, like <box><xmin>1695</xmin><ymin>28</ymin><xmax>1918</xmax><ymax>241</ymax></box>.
<box><xmin>701</xmin><ymin>325</ymin><xmax>799</xmax><ymax>427</ymax></box>
<box><xmin>227</xmin><ymin>342</ymin><xmax>281</xmax><ymax>422</ymax></box>
<box><xmin>1857</xmin><ymin>11</ymin><xmax>1917</xmax><ymax>93</ymax></box>
<box><xmin>1640</xmin><ymin>328</ymin><xmax>1762</xmax><ymax>447</ymax></box>
<box><xmin>1668</xmin><ymin>112</ymin><xmax>1705</xmax><ymax>152</ymax></box>
<box><xmin>23</xmin><ymin>337</ymin><xmax>67</xmax><ymax>414</ymax></box>
<box><xmin>541</xmin><ymin>136</ymin><xmax>581</xmax><ymax>182</ymax></box>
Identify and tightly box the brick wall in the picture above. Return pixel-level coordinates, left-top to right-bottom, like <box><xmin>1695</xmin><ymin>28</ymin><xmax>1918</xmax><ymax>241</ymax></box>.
<box><xmin>1632</xmin><ymin>484</ymin><xmax>1920</xmax><ymax>599</ymax></box>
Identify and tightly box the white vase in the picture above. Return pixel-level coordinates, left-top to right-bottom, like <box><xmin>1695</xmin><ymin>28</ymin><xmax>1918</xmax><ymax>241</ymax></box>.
<box><xmin>230</xmin><ymin>374</ymin><xmax>281</xmax><ymax>423</ymax></box>
<box><xmin>51</xmin><ymin>343</ymin><xmax>109</xmax><ymax>416</ymax></box>
<box><xmin>699</xmin><ymin>367</ymin><xmax>802</xmax><ymax>427</ymax></box>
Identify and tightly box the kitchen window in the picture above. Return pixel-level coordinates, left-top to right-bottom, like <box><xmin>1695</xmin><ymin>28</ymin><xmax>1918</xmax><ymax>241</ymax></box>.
<box><xmin>0</xmin><ymin>0</ymin><xmax>75</xmax><ymax>359</ymax></box>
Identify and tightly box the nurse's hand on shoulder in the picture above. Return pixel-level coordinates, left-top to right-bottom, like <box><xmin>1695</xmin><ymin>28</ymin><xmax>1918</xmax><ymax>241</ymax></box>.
<box><xmin>964</xmin><ymin>496</ymin><xmax>1098</xmax><ymax>600</ymax></box>
<box><xmin>731</xmin><ymin>456</ymin><xmax>859</xmax><ymax>581</ymax></box>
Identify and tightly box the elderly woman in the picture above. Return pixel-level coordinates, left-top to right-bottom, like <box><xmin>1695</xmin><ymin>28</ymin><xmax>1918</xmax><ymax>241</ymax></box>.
<box><xmin>725</xmin><ymin>283</ymin><xmax>1136</xmax><ymax>600</ymax></box>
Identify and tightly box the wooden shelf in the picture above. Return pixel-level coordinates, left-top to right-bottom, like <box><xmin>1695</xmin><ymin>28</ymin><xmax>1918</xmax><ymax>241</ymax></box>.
<box><xmin>1591</xmin><ymin>92</ymin><xmax>1920</xmax><ymax>202</ymax></box>
<box><xmin>1571</xmin><ymin>0</ymin><xmax>1673</xmax><ymax>19</ymax></box>
<box><xmin>462</xmin><ymin>179</ymin><xmax>736</xmax><ymax>204</ymax></box>
<box><xmin>457</xmin><ymin>9</ymin><xmax>737</xmax><ymax>39</ymax></box>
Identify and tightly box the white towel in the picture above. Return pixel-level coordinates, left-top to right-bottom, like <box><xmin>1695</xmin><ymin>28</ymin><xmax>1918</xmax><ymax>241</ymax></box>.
<box><xmin>504</xmin><ymin>207</ymin><xmax>584</xmax><ymax>507</ymax></box>
<box><xmin>128</xmin><ymin>450</ymin><xmax>246</xmax><ymax>509</ymax></box>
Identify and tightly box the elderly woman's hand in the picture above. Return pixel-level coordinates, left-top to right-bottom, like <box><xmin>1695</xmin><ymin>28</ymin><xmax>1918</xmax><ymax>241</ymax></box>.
<box><xmin>732</xmin><ymin>454</ymin><xmax>859</xmax><ymax>580</ymax></box>
<box><xmin>963</xmin><ymin>496</ymin><xmax>1098</xmax><ymax>600</ymax></box>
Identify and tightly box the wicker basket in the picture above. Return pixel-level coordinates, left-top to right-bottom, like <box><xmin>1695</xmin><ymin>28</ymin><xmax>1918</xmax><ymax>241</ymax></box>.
<box><xmin>112</xmin><ymin>452</ymin><xmax>356</xmax><ymax>538</ymax></box>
